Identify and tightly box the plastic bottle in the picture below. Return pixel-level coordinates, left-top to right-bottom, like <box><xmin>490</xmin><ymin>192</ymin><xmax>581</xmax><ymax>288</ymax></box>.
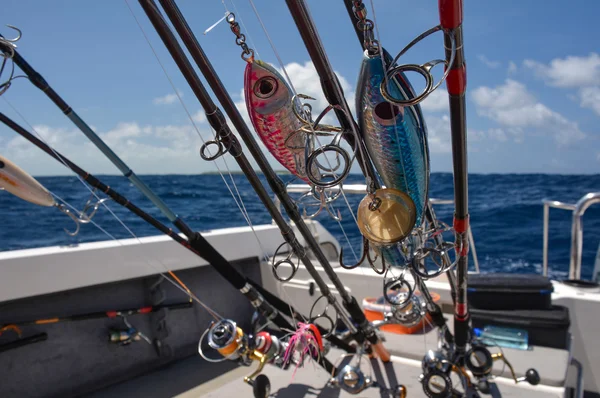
<box><xmin>473</xmin><ymin>325</ymin><xmax>529</xmax><ymax>350</ymax></box>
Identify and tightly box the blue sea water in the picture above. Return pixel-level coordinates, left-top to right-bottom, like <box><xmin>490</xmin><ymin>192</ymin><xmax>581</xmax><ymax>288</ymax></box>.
<box><xmin>1</xmin><ymin>173</ymin><xmax>599</xmax><ymax>280</ymax></box>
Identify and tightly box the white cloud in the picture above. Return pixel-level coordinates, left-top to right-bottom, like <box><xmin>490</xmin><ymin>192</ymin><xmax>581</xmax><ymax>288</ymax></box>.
<box><xmin>0</xmin><ymin>122</ymin><xmax>217</xmax><ymax>176</ymax></box>
<box><xmin>471</xmin><ymin>79</ymin><xmax>586</xmax><ymax>145</ymax></box>
<box><xmin>477</xmin><ymin>55</ymin><xmax>500</xmax><ymax>69</ymax></box>
<box><xmin>524</xmin><ymin>53</ymin><xmax>600</xmax><ymax>88</ymax></box>
<box><xmin>579</xmin><ymin>86</ymin><xmax>600</xmax><ymax>116</ymax></box>
<box><xmin>192</xmin><ymin>110</ymin><xmax>206</xmax><ymax>123</ymax></box>
<box><xmin>424</xmin><ymin>115</ymin><xmax>451</xmax><ymax>153</ymax></box>
<box><xmin>152</xmin><ymin>92</ymin><xmax>182</xmax><ymax>105</ymax></box>
<box><xmin>421</xmin><ymin>89</ymin><xmax>448</xmax><ymax>112</ymax></box>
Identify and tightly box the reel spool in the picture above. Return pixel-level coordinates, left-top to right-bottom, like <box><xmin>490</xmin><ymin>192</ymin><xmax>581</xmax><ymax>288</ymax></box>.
<box><xmin>330</xmin><ymin>363</ymin><xmax>373</xmax><ymax>395</ymax></box>
<box><xmin>207</xmin><ymin>319</ymin><xmax>247</xmax><ymax>361</ymax></box>
<box><xmin>329</xmin><ymin>351</ymin><xmax>374</xmax><ymax>395</ymax></box>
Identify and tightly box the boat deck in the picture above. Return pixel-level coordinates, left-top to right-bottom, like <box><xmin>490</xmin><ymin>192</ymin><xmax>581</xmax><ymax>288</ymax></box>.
<box><xmin>89</xmin><ymin>317</ymin><xmax>570</xmax><ymax>398</ymax></box>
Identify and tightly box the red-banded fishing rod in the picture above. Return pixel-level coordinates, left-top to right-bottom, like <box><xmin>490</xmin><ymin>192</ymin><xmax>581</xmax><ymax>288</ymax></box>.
<box><xmin>138</xmin><ymin>0</ymin><xmax>365</xmax><ymax>355</ymax></box>
<box><xmin>1</xmin><ymin>302</ymin><xmax>192</xmax><ymax>328</ymax></box>
<box><xmin>0</xmin><ymin>112</ymin><xmax>348</xmax><ymax>371</ymax></box>
<box><xmin>149</xmin><ymin>0</ymin><xmax>389</xmax><ymax>361</ymax></box>
<box><xmin>342</xmin><ymin>0</ymin><xmax>456</xmax><ymax>346</ymax></box>
<box><xmin>438</xmin><ymin>0</ymin><xmax>470</xmax><ymax>356</ymax></box>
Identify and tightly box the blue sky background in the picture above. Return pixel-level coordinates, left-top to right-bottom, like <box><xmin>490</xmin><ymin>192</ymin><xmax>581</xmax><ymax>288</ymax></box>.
<box><xmin>1</xmin><ymin>0</ymin><xmax>599</xmax><ymax>175</ymax></box>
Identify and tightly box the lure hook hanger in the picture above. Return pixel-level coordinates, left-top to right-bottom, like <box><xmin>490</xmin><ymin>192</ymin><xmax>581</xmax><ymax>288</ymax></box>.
<box><xmin>380</xmin><ymin>25</ymin><xmax>457</xmax><ymax>106</ymax></box>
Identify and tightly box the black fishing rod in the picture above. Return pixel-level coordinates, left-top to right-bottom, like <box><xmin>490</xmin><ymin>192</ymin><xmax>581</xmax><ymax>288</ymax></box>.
<box><xmin>151</xmin><ymin>0</ymin><xmax>389</xmax><ymax>360</ymax></box>
<box><xmin>0</xmin><ymin>38</ymin><xmax>295</xmax><ymax>336</ymax></box>
<box><xmin>342</xmin><ymin>0</ymin><xmax>456</xmax><ymax>344</ymax></box>
<box><xmin>138</xmin><ymin>0</ymin><xmax>362</xmax><ymax>351</ymax></box>
<box><xmin>0</xmin><ymin>112</ymin><xmax>349</xmax><ymax>370</ymax></box>
<box><xmin>283</xmin><ymin>0</ymin><xmax>380</xmax><ymax>190</ymax></box>
<box><xmin>438</xmin><ymin>0</ymin><xmax>470</xmax><ymax>356</ymax></box>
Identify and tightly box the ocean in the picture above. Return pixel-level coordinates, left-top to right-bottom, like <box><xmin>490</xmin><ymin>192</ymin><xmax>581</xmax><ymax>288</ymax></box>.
<box><xmin>1</xmin><ymin>173</ymin><xmax>599</xmax><ymax>280</ymax></box>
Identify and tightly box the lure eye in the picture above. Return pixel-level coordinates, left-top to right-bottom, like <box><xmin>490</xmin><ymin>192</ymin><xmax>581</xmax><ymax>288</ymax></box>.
<box><xmin>0</xmin><ymin>161</ymin><xmax>4</xmax><ymax>168</ymax></box>
<box><xmin>254</xmin><ymin>77</ymin><xmax>278</xmax><ymax>99</ymax></box>
<box><xmin>373</xmin><ymin>102</ymin><xmax>403</xmax><ymax>126</ymax></box>
<box><xmin>374</xmin><ymin>102</ymin><xmax>400</xmax><ymax>120</ymax></box>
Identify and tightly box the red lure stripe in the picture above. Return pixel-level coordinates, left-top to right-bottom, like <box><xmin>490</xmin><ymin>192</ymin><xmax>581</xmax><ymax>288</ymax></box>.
<box><xmin>438</xmin><ymin>0</ymin><xmax>463</xmax><ymax>29</ymax></box>
<box><xmin>446</xmin><ymin>65</ymin><xmax>467</xmax><ymax>96</ymax></box>
<box><xmin>139</xmin><ymin>306</ymin><xmax>153</xmax><ymax>314</ymax></box>
<box><xmin>106</xmin><ymin>311</ymin><xmax>118</xmax><ymax>318</ymax></box>
<box><xmin>453</xmin><ymin>215</ymin><xmax>469</xmax><ymax>233</ymax></box>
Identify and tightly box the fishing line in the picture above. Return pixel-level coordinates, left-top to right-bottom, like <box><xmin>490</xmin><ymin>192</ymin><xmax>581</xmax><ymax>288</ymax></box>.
<box><xmin>127</xmin><ymin>0</ymin><xmax>313</xmax><ymax>331</ymax></box>
<box><xmin>247</xmin><ymin>0</ymin><xmax>363</xmax><ymax>266</ymax></box>
<box><xmin>1</xmin><ymin>97</ymin><xmax>223</xmax><ymax>321</ymax></box>
<box><xmin>125</xmin><ymin>0</ymin><xmax>267</xmax><ymax>254</ymax></box>
<box><xmin>369</xmin><ymin>0</ymin><xmax>410</xmax><ymax>198</ymax></box>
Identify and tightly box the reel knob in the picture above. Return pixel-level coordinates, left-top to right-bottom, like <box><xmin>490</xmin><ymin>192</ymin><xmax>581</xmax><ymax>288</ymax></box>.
<box><xmin>520</xmin><ymin>368</ymin><xmax>540</xmax><ymax>385</ymax></box>
<box><xmin>252</xmin><ymin>374</ymin><xmax>271</xmax><ymax>398</ymax></box>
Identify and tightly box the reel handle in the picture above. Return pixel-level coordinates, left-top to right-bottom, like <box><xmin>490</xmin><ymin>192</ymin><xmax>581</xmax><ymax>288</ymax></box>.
<box><xmin>517</xmin><ymin>368</ymin><xmax>541</xmax><ymax>386</ymax></box>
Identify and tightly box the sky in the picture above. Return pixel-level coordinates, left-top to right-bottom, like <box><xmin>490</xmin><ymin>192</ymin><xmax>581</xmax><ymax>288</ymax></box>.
<box><xmin>1</xmin><ymin>0</ymin><xmax>599</xmax><ymax>176</ymax></box>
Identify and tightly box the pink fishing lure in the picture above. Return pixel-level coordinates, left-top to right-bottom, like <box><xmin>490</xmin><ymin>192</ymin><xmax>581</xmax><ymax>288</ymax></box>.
<box><xmin>244</xmin><ymin>60</ymin><xmax>310</xmax><ymax>181</ymax></box>
<box><xmin>283</xmin><ymin>322</ymin><xmax>324</xmax><ymax>379</ymax></box>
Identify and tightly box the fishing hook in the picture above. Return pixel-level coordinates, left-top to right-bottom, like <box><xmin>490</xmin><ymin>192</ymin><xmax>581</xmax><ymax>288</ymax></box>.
<box><xmin>55</xmin><ymin>196</ymin><xmax>110</xmax><ymax>237</ymax></box>
<box><xmin>338</xmin><ymin>236</ymin><xmax>386</xmax><ymax>275</ymax></box>
<box><xmin>380</xmin><ymin>25</ymin><xmax>457</xmax><ymax>106</ymax></box>
<box><xmin>56</xmin><ymin>204</ymin><xmax>83</xmax><ymax>237</ymax></box>
<box><xmin>297</xmin><ymin>186</ymin><xmax>342</xmax><ymax>221</ymax></box>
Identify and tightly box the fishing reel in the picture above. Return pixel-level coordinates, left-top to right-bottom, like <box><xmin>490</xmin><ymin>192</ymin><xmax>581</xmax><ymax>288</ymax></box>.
<box><xmin>463</xmin><ymin>342</ymin><xmax>540</xmax><ymax>393</ymax></box>
<box><xmin>108</xmin><ymin>315</ymin><xmax>152</xmax><ymax>346</ymax></box>
<box><xmin>420</xmin><ymin>348</ymin><xmax>472</xmax><ymax>398</ymax></box>
<box><xmin>329</xmin><ymin>349</ymin><xmax>375</xmax><ymax>395</ymax></box>
<box><xmin>199</xmin><ymin>319</ymin><xmax>287</xmax><ymax>398</ymax></box>
<box><xmin>369</xmin><ymin>284</ymin><xmax>426</xmax><ymax>330</ymax></box>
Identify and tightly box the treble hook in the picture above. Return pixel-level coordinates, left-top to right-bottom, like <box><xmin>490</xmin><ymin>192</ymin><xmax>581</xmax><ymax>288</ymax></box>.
<box><xmin>56</xmin><ymin>204</ymin><xmax>82</xmax><ymax>237</ymax></box>
<box><xmin>299</xmin><ymin>186</ymin><xmax>342</xmax><ymax>221</ymax></box>
<box><xmin>338</xmin><ymin>237</ymin><xmax>386</xmax><ymax>275</ymax></box>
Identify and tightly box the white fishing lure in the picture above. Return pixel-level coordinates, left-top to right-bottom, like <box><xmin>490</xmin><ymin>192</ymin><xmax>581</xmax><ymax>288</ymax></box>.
<box><xmin>0</xmin><ymin>155</ymin><xmax>91</xmax><ymax>236</ymax></box>
<box><xmin>0</xmin><ymin>155</ymin><xmax>55</xmax><ymax>206</ymax></box>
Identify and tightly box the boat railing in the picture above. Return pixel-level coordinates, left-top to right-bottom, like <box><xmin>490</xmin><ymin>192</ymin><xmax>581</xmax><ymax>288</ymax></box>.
<box><xmin>543</xmin><ymin>192</ymin><xmax>600</xmax><ymax>280</ymax></box>
<box><xmin>275</xmin><ymin>184</ymin><xmax>480</xmax><ymax>273</ymax></box>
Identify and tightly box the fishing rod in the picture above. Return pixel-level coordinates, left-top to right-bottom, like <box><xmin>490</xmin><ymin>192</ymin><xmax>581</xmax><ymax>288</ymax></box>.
<box><xmin>341</xmin><ymin>0</ymin><xmax>456</xmax><ymax>344</ymax></box>
<box><xmin>151</xmin><ymin>0</ymin><xmax>389</xmax><ymax>361</ymax></box>
<box><xmin>0</xmin><ymin>333</ymin><xmax>48</xmax><ymax>354</ymax></box>
<box><xmin>0</xmin><ymin>112</ymin><xmax>348</xmax><ymax>370</ymax></box>
<box><xmin>1</xmin><ymin>302</ymin><xmax>192</xmax><ymax>328</ymax></box>
<box><xmin>136</xmin><ymin>0</ymin><xmax>362</xmax><ymax>355</ymax></box>
<box><xmin>282</xmin><ymin>0</ymin><xmax>380</xmax><ymax>192</ymax></box>
<box><xmin>437</xmin><ymin>0</ymin><xmax>471</xmax><ymax>357</ymax></box>
<box><xmin>0</xmin><ymin>38</ymin><xmax>295</xmax><ymax>339</ymax></box>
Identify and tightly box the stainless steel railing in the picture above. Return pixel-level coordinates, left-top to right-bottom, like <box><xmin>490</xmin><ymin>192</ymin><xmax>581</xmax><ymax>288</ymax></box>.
<box><xmin>543</xmin><ymin>192</ymin><xmax>600</xmax><ymax>279</ymax></box>
<box><xmin>274</xmin><ymin>184</ymin><xmax>480</xmax><ymax>273</ymax></box>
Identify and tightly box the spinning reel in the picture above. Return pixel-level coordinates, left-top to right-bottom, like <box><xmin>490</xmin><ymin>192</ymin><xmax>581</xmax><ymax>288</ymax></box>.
<box><xmin>419</xmin><ymin>339</ymin><xmax>541</xmax><ymax>397</ymax></box>
<box><xmin>329</xmin><ymin>349</ymin><xmax>375</xmax><ymax>395</ymax></box>
<box><xmin>199</xmin><ymin>319</ymin><xmax>287</xmax><ymax>398</ymax></box>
